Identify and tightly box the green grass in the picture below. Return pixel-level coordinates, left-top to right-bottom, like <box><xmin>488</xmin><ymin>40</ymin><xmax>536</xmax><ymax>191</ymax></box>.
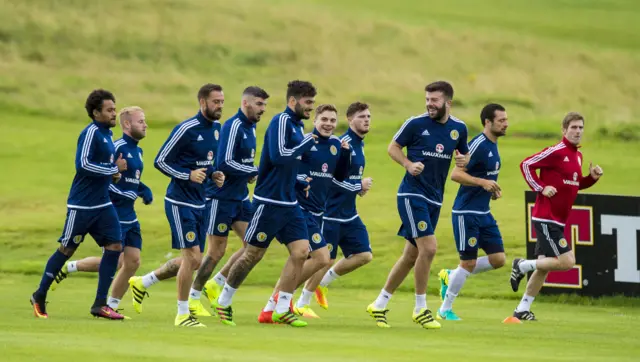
<box><xmin>2</xmin><ymin>275</ymin><xmax>639</xmax><ymax>362</ymax></box>
<box><xmin>1</xmin><ymin>1</ymin><xmax>640</xmax><ymax>360</ymax></box>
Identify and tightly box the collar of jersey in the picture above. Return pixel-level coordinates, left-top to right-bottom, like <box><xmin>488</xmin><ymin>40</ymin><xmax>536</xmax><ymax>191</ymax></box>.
<box><xmin>346</xmin><ymin>127</ymin><xmax>363</xmax><ymax>142</ymax></box>
<box><xmin>234</xmin><ymin>109</ymin><xmax>253</xmax><ymax>126</ymax></box>
<box><xmin>92</xmin><ymin>119</ymin><xmax>113</xmax><ymax>131</ymax></box>
<box><xmin>562</xmin><ymin>136</ymin><xmax>580</xmax><ymax>150</ymax></box>
<box><xmin>284</xmin><ymin>107</ymin><xmax>303</xmax><ymax>124</ymax></box>
<box><xmin>195</xmin><ymin>111</ymin><xmax>214</xmax><ymax>127</ymax></box>
<box><xmin>122</xmin><ymin>133</ymin><xmax>139</xmax><ymax>146</ymax></box>
<box><xmin>312</xmin><ymin>128</ymin><xmax>331</xmax><ymax>142</ymax></box>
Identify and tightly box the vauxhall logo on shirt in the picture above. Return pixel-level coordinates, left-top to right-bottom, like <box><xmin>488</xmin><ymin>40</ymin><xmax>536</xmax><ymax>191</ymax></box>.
<box><xmin>310</xmin><ymin>163</ymin><xmax>332</xmax><ymax>178</ymax></box>
<box><xmin>422</xmin><ymin>143</ymin><xmax>451</xmax><ymax>159</ymax></box>
<box><xmin>196</xmin><ymin>151</ymin><xmax>214</xmax><ymax>166</ymax></box>
<box><xmin>563</xmin><ymin>172</ymin><xmax>580</xmax><ymax>186</ymax></box>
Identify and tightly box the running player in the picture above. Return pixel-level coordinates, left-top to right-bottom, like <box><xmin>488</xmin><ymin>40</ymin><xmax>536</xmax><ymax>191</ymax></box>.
<box><xmin>303</xmin><ymin>102</ymin><xmax>373</xmax><ymax>312</ymax></box>
<box><xmin>152</xmin><ymin>84</ymin><xmax>225</xmax><ymax>327</ymax></box>
<box><xmin>257</xmin><ymin>104</ymin><xmax>351</xmax><ymax>322</ymax></box>
<box><xmin>509</xmin><ymin>112</ymin><xmax>603</xmax><ymax>321</ymax></box>
<box><xmin>49</xmin><ymin>107</ymin><xmax>152</xmax><ymax>318</ymax></box>
<box><xmin>367</xmin><ymin>81</ymin><xmax>468</xmax><ymax>329</ymax></box>
<box><xmin>211</xmin><ymin>80</ymin><xmax>318</xmax><ymax>327</ymax></box>
<box><xmin>437</xmin><ymin>103</ymin><xmax>508</xmax><ymax>320</ymax></box>
<box><xmin>30</xmin><ymin>89</ymin><xmax>127</xmax><ymax>320</ymax></box>
<box><xmin>187</xmin><ymin>86</ymin><xmax>269</xmax><ymax>315</ymax></box>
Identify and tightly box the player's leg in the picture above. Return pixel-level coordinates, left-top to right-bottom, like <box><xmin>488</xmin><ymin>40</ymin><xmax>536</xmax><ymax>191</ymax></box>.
<box><xmin>303</xmin><ymin>218</ymin><xmax>340</xmax><ymax>310</ymax></box>
<box><xmin>269</xmin><ymin>207</ymin><xmax>310</xmax><ymax>326</ymax></box>
<box><xmin>511</xmin><ymin>222</ymin><xmax>573</xmax><ymax>320</ymax></box>
<box><xmin>128</xmin><ymin>257</ymin><xmax>182</xmax><ymax>314</ymax></box>
<box><xmin>319</xmin><ymin>217</ymin><xmax>372</xmax><ymax>292</ymax></box>
<box><xmin>438</xmin><ymin>214</ymin><xmax>482</xmax><ymax>320</ymax></box>
<box><xmin>107</xmin><ymin>223</ymin><xmax>143</xmax><ymax>312</ymax></box>
<box><xmin>89</xmin><ymin>206</ymin><xmax>125</xmax><ymax>319</ymax></box>
<box><xmin>31</xmin><ymin>208</ymin><xmax>83</xmax><ymax>318</ymax></box>
<box><xmin>292</xmin><ymin>246</ymin><xmax>330</xmax><ymax>318</ymax></box>
<box><xmin>213</xmin><ymin>202</ymin><xmax>273</xmax><ymax>326</ymax></box>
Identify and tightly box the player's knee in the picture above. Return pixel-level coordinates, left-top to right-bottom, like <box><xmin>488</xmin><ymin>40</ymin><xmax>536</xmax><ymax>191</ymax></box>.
<box><xmin>315</xmin><ymin>251</ymin><xmax>332</xmax><ymax>268</ymax></box>
<box><xmin>104</xmin><ymin>242</ymin><xmax>123</xmax><ymax>252</ymax></box>
<box><xmin>58</xmin><ymin>245</ymin><xmax>76</xmax><ymax>257</ymax></box>
<box><xmin>558</xmin><ymin>253</ymin><xmax>575</xmax><ymax>270</ymax></box>
<box><xmin>359</xmin><ymin>252</ymin><xmax>373</xmax><ymax>265</ymax></box>
<box><xmin>291</xmin><ymin>247</ymin><xmax>310</xmax><ymax>262</ymax></box>
<box><xmin>125</xmin><ymin>255</ymin><xmax>141</xmax><ymax>271</ymax></box>
<box><xmin>460</xmin><ymin>259</ymin><xmax>476</xmax><ymax>272</ymax></box>
<box><xmin>243</xmin><ymin>247</ymin><xmax>265</xmax><ymax>265</ymax></box>
<box><xmin>489</xmin><ymin>253</ymin><xmax>506</xmax><ymax>269</ymax></box>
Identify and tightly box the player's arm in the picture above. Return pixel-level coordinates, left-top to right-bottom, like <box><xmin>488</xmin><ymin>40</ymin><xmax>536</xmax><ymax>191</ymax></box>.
<box><xmin>331</xmin><ymin>177</ymin><xmax>362</xmax><ymax>194</ymax></box>
<box><xmin>454</xmin><ymin>126</ymin><xmax>470</xmax><ymax>168</ymax></box>
<box><xmin>75</xmin><ymin>129</ymin><xmax>119</xmax><ymax>177</ymax></box>
<box><xmin>333</xmin><ymin>141</ymin><xmax>352</xmax><ymax>182</ymax></box>
<box><xmin>137</xmin><ymin>181</ymin><xmax>153</xmax><ymax>205</ymax></box>
<box><xmin>268</xmin><ymin>116</ymin><xmax>316</xmax><ymax>165</ymax></box>
<box><xmin>154</xmin><ymin>126</ymin><xmax>192</xmax><ymax>180</ymax></box>
<box><xmin>389</xmin><ymin>118</ymin><xmax>423</xmax><ymax>176</ymax></box>
<box><xmin>520</xmin><ymin>145</ymin><xmax>561</xmax><ymax>195</ymax></box>
<box><xmin>580</xmin><ymin>159</ymin><xmax>603</xmax><ymax>190</ymax></box>
<box><xmin>216</xmin><ymin>123</ymin><xmax>258</xmax><ymax>177</ymax></box>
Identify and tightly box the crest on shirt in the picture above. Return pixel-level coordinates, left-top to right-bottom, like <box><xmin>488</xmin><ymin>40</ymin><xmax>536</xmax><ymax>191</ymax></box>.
<box><xmin>207</xmin><ymin>151</ymin><xmax>214</xmax><ymax>161</ymax></box>
<box><xmin>214</xmin><ymin>130</ymin><xmax>220</xmax><ymax>140</ymax></box>
<box><xmin>135</xmin><ymin>170</ymin><xmax>141</xmax><ymax>179</ymax></box>
<box><xmin>217</xmin><ymin>223</ymin><xmax>228</xmax><ymax>233</ymax></box>
<box><xmin>330</xmin><ymin>145</ymin><xmax>338</xmax><ymax>155</ymax></box>
<box><xmin>322</xmin><ymin>163</ymin><xmax>328</xmax><ymax>172</ymax></box>
<box><xmin>435</xmin><ymin>144</ymin><xmax>444</xmax><ymax>153</ymax></box>
<box><xmin>251</xmin><ymin>149</ymin><xmax>255</xmax><ymax>158</ymax></box>
<box><xmin>110</xmin><ymin>154</ymin><xmax>114</xmax><ymax>163</ymax></box>
<box><xmin>312</xmin><ymin>233</ymin><xmax>322</xmax><ymax>244</ymax></box>
<box><xmin>185</xmin><ymin>231</ymin><xmax>196</xmax><ymax>242</ymax></box>
<box><xmin>468</xmin><ymin>237</ymin><xmax>477</xmax><ymax>247</ymax></box>
<box><xmin>257</xmin><ymin>232</ymin><xmax>267</xmax><ymax>242</ymax></box>
<box><xmin>450</xmin><ymin>130</ymin><xmax>459</xmax><ymax>140</ymax></box>
<box><xmin>73</xmin><ymin>235</ymin><xmax>83</xmax><ymax>244</ymax></box>
<box><xmin>559</xmin><ymin>238</ymin><xmax>568</xmax><ymax>248</ymax></box>
<box><xmin>359</xmin><ymin>166</ymin><xmax>363</xmax><ymax>175</ymax></box>
<box><xmin>573</xmin><ymin>172</ymin><xmax>578</xmax><ymax>181</ymax></box>
<box><xmin>417</xmin><ymin>221</ymin><xmax>427</xmax><ymax>231</ymax></box>
<box><xmin>327</xmin><ymin>244</ymin><xmax>333</xmax><ymax>253</ymax></box>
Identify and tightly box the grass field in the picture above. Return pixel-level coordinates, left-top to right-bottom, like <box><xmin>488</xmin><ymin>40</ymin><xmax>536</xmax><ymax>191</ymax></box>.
<box><xmin>1</xmin><ymin>0</ymin><xmax>639</xmax><ymax>361</ymax></box>
<box><xmin>2</xmin><ymin>275</ymin><xmax>639</xmax><ymax>362</ymax></box>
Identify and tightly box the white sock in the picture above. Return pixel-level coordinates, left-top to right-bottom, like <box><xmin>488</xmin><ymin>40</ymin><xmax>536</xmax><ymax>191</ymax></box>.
<box><xmin>519</xmin><ymin>260</ymin><xmax>537</xmax><ymax>273</ymax></box>
<box><xmin>296</xmin><ymin>289</ymin><xmax>314</xmax><ymax>308</ymax></box>
<box><xmin>217</xmin><ymin>283</ymin><xmax>237</xmax><ymax>307</ymax></box>
<box><xmin>213</xmin><ymin>272</ymin><xmax>226</xmax><ymax>287</ymax></box>
<box><xmin>414</xmin><ymin>294</ymin><xmax>427</xmax><ymax>314</ymax></box>
<box><xmin>373</xmin><ymin>289</ymin><xmax>392</xmax><ymax>309</ymax></box>
<box><xmin>189</xmin><ymin>288</ymin><xmax>201</xmax><ymax>300</ymax></box>
<box><xmin>275</xmin><ymin>292</ymin><xmax>293</xmax><ymax>314</ymax></box>
<box><xmin>177</xmin><ymin>300</ymin><xmax>189</xmax><ymax>315</ymax></box>
<box><xmin>107</xmin><ymin>297</ymin><xmax>121</xmax><ymax>309</ymax></box>
<box><xmin>264</xmin><ymin>295</ymin><xmax>276</xmax><ymax>312</ymax></box>
<box><xmin>441</xmin><ymin>267</ymin><xmax>471</xmax><ymax>311</ymax></box>
<box><xmin>142</xmin><ymin>272</ymin><xmax>160</xmax><ymax>289</ymax></box>
<box><xmin>320</xmin><ymin>267</ymin><xmax>339</xmax><ymax>287</ymax></box>
<box><xmin>67</xmin><ymin>261</ymin><xmax>78</xmax><ymax>273</ymax></box>
<box><xmin>515</xmin><ymin>293</ymin><xmax>535</xmax><ymax>312</ymax></box>
<box><xmin>472</xmin><ymin>256</ymin><xmax>494</xmax><ymax>274</ymax></box>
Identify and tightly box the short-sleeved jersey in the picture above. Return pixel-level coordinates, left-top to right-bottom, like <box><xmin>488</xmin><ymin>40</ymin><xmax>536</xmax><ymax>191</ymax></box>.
<box><xmin>393</xmin><ymin>113</ymin><xmax>469</xmax><ymax>206</ymax></box>
<box><xmin>452</xmin><ymin>133</ymin><xmax>500</xmax><ymax>214</ymax></box>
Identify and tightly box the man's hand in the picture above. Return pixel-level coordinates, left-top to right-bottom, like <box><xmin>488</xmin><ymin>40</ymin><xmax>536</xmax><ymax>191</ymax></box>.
<box><xmin>304</xmin><ymin>177</ymin><xmax>312</xmax><ymax>198</ymax></box>
<box><xmin>589</xmin><ymin>162</ymin><xmax>604</xmax><ymax>180</ymax></box>
<box><xmin>481</xmin><ymin>179</ymin><xmax>501</xmax><ymax>193</ymax></box>
<box><xmin>542</xmin><ymin>185</ymin><xmax>557</xmax><ymax>198</ymax></box>
<box><xmin>115</xmin><ymin>154</ymin><xmax>127</xmax><ymax>172</ymax></box>
<box><xmin>112</xmin><ymin>173</ymin><xmax>121</xmax><ymax>184</ymax></box>
<box><xmin>212</xmin><ymin>171</ymin><xmax>225</xmax><ymax>187</ymax></box>
<box><xmin>491</xmin><ymin>190</ymin><xmax>502</xmax><ymax>200</ymax></box>
<box><xmin>361</xmin><ymin>177</ymin><xmax>373</xmax><ymax>194</ymax></box>
<box><xmin>248</xmin><ymin>176</ymin><xmax>257</xmax><ymax>184</ymax></box>
<box><xmin>405</xmin><ymin>161</ymin><xmax>424</xmax><ymax>176</ymax></box>
<box><xmin>454</xmin><ymin>150</ymin><xmax>467</xmax><ymax>168</ymax></box>
<box><xmin>311</xmin><ymin>134</ymin><xmax>319</xmax><ymax>143</ymax></box>
<box><xmin>341</xmin><ymin>139</ymin><xmax>350</xmax><ymax>150</ymax></box>
<box><xmin>190</xmin><ymin>168</ymin><xmax>207</xmax><ymax>184</ymax></box>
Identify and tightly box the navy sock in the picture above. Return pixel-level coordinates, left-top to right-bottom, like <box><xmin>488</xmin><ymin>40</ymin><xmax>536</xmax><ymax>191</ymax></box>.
<box><xmin>94</xmin><ymin>248</ymin><xmax>121</xmax><ymax>307</ymax></box>
<box><xmin>36</xmin><ymin>249</ymin><xmax>70</xmax><ymax>299</ymax></box>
